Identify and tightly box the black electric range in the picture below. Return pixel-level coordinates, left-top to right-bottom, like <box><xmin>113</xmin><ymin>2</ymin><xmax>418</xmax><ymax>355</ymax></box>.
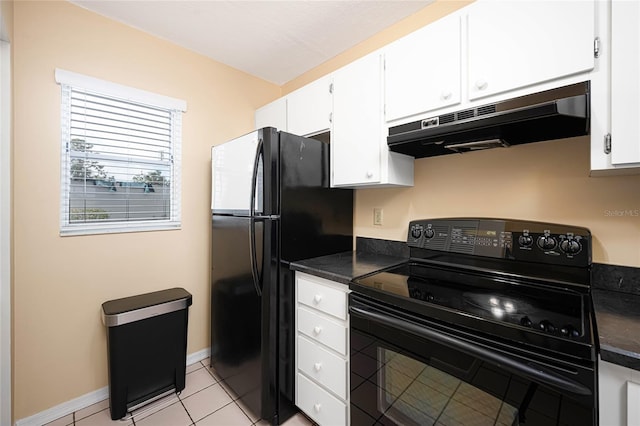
<box><xmin>351</xmin><ymin>218</ymin><xmax>596</xmax><ymax>361</ymax></box>
<box><xmin>349</xmin><ymin>218</ymin><xmax>598</xmax><ymax>426</ymax></box>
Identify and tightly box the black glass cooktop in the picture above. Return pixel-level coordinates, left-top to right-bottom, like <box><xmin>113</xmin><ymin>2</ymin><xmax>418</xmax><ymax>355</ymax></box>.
<box><xmin>351</xmin><ymin>261</ymin><xmax>595</xmax><ymax>359</ymax></box>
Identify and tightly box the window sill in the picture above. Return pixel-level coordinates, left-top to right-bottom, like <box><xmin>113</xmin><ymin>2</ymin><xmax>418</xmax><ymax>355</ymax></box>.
<box><xmin>60</xmin><ymin>221</ymin><xmax>181</xmax><ymax>237</ymax></box>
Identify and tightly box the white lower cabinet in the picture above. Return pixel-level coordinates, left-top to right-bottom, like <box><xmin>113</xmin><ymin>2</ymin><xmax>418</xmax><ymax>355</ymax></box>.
<box><xmin>295</xmin><ymin>272</ymin><xmax>350</xmax><ymax>426</ymax></box>
<box><xmin>599</xmin><ymin>358</ymin><xmax>640</xmax><ymax>425</ymax></box>
<box><xmin>297</xmin><ymin>374</ymin><xmax>348</xmax><ymax>426</ymax></box>
<box><xmin>298</xmin><ymin>306</ymin><xmax>347</xmax><ymax>356</ymax></box>
<box><xmin>298</xmin><ymin>335</ymin><xmax>348</xmax><ymax>400</ymax></box>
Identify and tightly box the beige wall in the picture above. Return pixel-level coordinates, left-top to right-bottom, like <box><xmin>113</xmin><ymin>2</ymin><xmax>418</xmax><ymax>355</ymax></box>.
<box><xmin>1</xmin><ymin>1</ymin><xmax>13</xmax><ymax>426</ymax></box>
<box><xmin>12</xmin><ymin>0</ymin><xmax>279</xmax><ymax>419</ymax></box>
<box><xmin>356</xmin><ymin>137</ymin><xmax>640</xmax><ymax>267</ymax></box>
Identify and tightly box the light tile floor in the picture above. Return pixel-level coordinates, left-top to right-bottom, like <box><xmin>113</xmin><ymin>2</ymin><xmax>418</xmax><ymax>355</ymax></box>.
<box><xmin>44</xmin><ymin>358</ymin><xmax>315</xmax><ymax>426</ymax></box>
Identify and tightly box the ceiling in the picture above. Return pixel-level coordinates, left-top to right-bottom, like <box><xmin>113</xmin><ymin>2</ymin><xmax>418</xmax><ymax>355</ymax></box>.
<box><xmin>69</xmin><ymin>0</ymin><xmax>433</xmax><ymax>86</ymax></box>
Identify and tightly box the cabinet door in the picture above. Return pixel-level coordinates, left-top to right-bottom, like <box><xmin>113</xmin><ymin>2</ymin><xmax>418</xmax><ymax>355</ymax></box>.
<box><xmin>332</xmin><ymin>53</ymin><xmax>383</xmax><ymax>186</ymax></box>
<box><xmin>385</xmin><ymin>14</ymin><xmax>461</xmax><ymax>122</ymax></box>
<box><xmin>467</xmin><ymin>1</ymin><xmax>595</xmax><ymax>100</ymax></box>
<box><xmin>287</xmin><ymin>76</ymin><xmax>331</xmax><ymax>137</ymax></box>
<box><xmin>598</xmin><ymin>360</ymin><xmax>640</xmax><ymax>426</ymax></box>
<box><xmin>611</xmin><ymin>0</ymin><xmax>640</xmax><ymax>165</ymax></box>
<box><xmin>255</xmin><ymin>97</ymin><xmax>287</xmax><ymax>131</ymax></box>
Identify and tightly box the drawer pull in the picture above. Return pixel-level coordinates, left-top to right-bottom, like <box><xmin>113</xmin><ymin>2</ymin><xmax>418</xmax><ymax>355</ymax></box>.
<box><xmin>314</xmin><ymin>362</ymin><xmax>322</xmax><ymax>372</ymax></box>
<box><xmin>314</xmin><ymin>403</ymin><xmax>322</xmax><ymax>412</ymax></box>
<box><xmin>313</xmin><ymin>326</ymin><xmax>322</xmax><ymax>335</ymax></box>
<box><xmin>313</xmin><ymin>294</ymin><xmax>323</xmax><ymax>304</ymax></box>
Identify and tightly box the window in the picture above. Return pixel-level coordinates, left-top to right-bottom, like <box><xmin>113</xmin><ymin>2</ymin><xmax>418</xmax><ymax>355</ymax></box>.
<box><xmin>55</xmin><ymin>69</ymin><xmax>186</xmax><ymax>235</ymax></box>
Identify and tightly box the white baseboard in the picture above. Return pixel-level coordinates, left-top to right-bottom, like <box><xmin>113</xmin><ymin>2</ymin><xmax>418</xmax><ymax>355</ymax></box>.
<box><xmin>186</xmin><ymin>347</ymin><xmax>210</xmax><ymax>366</ymax></box>
<box><xmin>15</xmin><ymin>387</ymin><xmax>109</xmax><ymax>426</ymax></box>
<box><xmin>15</xmin><ymin>347</ymin><xmax>211</xmax><ymax>426</ymax></box>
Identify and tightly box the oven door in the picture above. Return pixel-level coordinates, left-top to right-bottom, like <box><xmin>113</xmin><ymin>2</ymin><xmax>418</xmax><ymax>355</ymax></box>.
<box><xmin>349</xmin><ymin>294</ymin><xmax>596</xmax><ymax>426</ymax></box>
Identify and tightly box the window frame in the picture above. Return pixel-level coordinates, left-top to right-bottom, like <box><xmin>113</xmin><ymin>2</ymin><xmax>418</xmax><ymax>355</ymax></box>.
<box><xmin>55</xmin><ymin>69</ymin><xmax>187</xmax><ymax>236</ymax></box>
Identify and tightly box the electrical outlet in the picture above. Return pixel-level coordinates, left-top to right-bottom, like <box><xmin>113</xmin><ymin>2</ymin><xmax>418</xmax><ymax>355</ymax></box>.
<box><xmin>373</xmin><ymin>208</ymin><xmax>383</xmax><ymax>226</ymax></box>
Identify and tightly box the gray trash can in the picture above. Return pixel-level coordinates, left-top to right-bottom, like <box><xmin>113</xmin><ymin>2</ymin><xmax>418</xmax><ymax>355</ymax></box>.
<box><xmin>102</xmin><ymin>287</ymin><xmax>192</xmax><ymax>420</ymax></box>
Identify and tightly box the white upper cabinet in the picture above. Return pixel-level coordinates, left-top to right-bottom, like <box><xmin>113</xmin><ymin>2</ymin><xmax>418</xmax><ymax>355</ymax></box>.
<box><xmin>332</xmin><ymin>53</ymin><xmax>383</xmax><ymax>186</ymax></box>
<box><xmin>590</xmin><ymin>0</ymin><xmax>640</xmax><ymax>174</ymax></box>
<box><xmin>255</xmin><ymin>97</ymin><xmax>287</xmax><ymax>131</ymax></box>
<box><xmin>467</xmin><ymin>1</ymin><xmax>595</xmax><ymax>101</ymax></box>
<box><xmin>287</xmin><ymin>75</ymin><xmax>332</xmax><ymax>137</ymax></box>
<box><xmin>610</xmin><ymin>0</ymin><xmax>640</xmax><ymax>166</ymax></box>
<box><xmin>331</xmin><ymin>52</ymin><xmax>413</xmax><ymax>187</ymax></box>
<box><xmin>385</xmin><ymin>14</ymin><xmax>461</xmax><ymax>122</ymax></box>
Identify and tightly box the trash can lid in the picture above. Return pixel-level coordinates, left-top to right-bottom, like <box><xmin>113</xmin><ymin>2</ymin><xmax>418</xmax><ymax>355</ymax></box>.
<box><xmin>102</xmin><ymin>287</ymin><xmax>192</xmax><ymax>327</ymax></box>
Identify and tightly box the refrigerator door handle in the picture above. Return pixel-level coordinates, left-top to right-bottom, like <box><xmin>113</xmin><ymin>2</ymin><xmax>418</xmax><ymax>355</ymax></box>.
<box><xmin>249</xmin><ymin>138</ymin><xmax>263</xmax><ymax>217</ymax></box>
<box><xmin>249</xmin><ymin>218</ymin><xmax>263</xmax><ymax>296</ymax></box>
<box><xmin>249</xmin><ymin>138</ymin><xmax>264</xmax><ymax>296</ymax></box>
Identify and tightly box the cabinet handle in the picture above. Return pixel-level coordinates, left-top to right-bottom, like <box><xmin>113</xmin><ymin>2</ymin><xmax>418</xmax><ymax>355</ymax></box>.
<box><xmin>314</xmin><ymin>403</ymin><xmax>322</xmax><ymax>412</ymax></box>
<box><xmin>366</xmin><ymin>171</ymin><xmax>373</xmax><ymax>178</ymax></box>
<box><xmin>441</xmin><ymin>91</ymin><xmax>452</xmax><ymax>100</ymax></box>
<box><xmin>313</xmin><ymin>294</ymin><xmax>322</xmax><ymax>304</ymax></box>
<box><xmin>313</xmin><ymin>326</ymin><xmax>322</xmax><ymax>335</ymax></box>
<box><xmin>476</xmin><ymin>80</ymin><xmax>488</xmax><ymax>90</ymax></box>
<box><xmin>314</xmin><ymin>362</ymin><xmax>322</xmax><ymax>372</ymax></box>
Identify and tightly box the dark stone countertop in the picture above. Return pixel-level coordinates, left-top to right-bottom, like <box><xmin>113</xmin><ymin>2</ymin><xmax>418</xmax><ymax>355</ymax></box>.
<box><xmin>592</xmin><ymin>263</ymin><xmax>640</xmax><ymax>371</ymax></box>
<box><xmin>592</xmin><ymin>289</ymin><xmax>640</xmax><ymax>370</ymax></box>
<box><xmin>290</xmin><ymin>243</ymin><xmax>640</xmax><ymax>372</ymax></box>
<box><xmin>289</xmin><ymin>251</ymin><xmax>407</xmax><ymax>286</ymax></box>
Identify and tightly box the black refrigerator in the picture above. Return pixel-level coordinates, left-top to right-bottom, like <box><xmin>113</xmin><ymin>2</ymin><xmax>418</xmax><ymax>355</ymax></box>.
<box><xmin>210</xmin><ymin>128</ymin><xmax>353</xmax><ymax>424</ymax></box>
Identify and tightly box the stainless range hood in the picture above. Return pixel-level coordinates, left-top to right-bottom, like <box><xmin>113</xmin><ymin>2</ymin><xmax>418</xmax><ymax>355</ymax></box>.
<box><xmin>387</xmin><ymin>82</ymin><xmax>590</xmax><ymax>158</ymax></box>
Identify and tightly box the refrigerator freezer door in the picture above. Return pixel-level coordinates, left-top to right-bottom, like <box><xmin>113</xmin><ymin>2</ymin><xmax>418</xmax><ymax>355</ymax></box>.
<box><xmin>211</xmin><ymin>216</ymin><xmax>263</xmax><ymax>352</ymax></box>
<box><xmin>210</xmin><ymin>215</ymin><xmax>277</xmax><ymax>421</ymax></box>
<box><xmin>211</xmin><ymin>131</ymin><xmax>263</xmax><ymax>214</ymax></box>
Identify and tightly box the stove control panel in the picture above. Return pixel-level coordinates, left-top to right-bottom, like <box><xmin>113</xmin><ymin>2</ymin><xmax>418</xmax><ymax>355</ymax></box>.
<box><xmin>407</xmin><ymin>218</ymin><xmax>591</xmax><ymax>267</ymax></box>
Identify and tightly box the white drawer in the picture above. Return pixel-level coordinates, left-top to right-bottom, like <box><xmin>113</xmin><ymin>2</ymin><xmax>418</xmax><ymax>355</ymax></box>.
<box><xmin>298</xmin><ymin>306</ymin><xmax>347</xmax><ymax>356</ymax></box>
<box><xmin>297</xmin><ymin>372</ymin><xmax>347</xmax><ymax>426</ymax></box>
<box><xmin>297</xmin><ymin>335</ymin><xmax>348</xmax><ymax>399</ymax></box>
<box><xmin>297</xmin><ymin>276</ymin><xmax>347</xmax><ymax>320</ymax></box>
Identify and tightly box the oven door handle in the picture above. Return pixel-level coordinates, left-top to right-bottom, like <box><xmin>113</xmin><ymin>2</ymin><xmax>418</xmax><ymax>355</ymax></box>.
<box><xmin>349</xmin><ymin>305</ymin><xmax>592</xmax><ymax>397</ymax></box>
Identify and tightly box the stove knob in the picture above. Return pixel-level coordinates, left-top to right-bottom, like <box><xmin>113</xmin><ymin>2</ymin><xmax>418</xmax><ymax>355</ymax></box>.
<box><xmin>518</xmin><ymin>235</ymin><xmax>533</xmax><ymax>247</ymax></box>
<box><xmin>424</xmin><ymin>228</ymin><xmax>435</xmax><ymax>239</ymax></box>
<box><xmin>560</xmin><ymin>325</ymin><xmax>580</xmax><ymax>338</ymax></box>
<box><xmin>411</xmin><ymin>227</ymin><xmax>422</xmax><ymax>239</ymax></box>
<box><xmin>537</xmin><ymin>236</ymin><xmax>557</xmax><ymax>250</ymax></box>
<box><xmin>560</xmin><ymin>239</ymin><xmax>582</xmax><ymax>255</ymax></box>
<box><xmin>520</xmin><ymin>316</ymin><xmax>533</xmax><ymax>327</ymax></box>
<box><xmin>537</xmin><ymin>320</ymin><xmax>556</xmax><ymax>333</ymax></box>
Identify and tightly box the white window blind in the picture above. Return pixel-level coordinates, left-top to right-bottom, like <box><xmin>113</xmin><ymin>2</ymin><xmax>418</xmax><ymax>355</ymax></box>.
<box><xmin>56</xmin><ymin>70</ymin><xmax>184</xmax><ymax>235</ymax></box>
